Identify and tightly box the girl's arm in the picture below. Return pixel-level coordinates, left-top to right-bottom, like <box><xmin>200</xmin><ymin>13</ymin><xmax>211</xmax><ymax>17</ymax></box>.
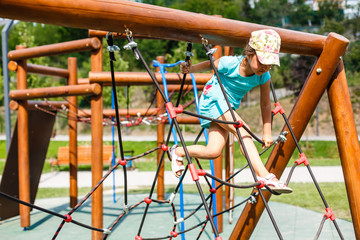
<box><xmin>260</xmin><ymin>79</ymin><xmax>273</xmax><ymax>148</ymax></box>
<box><xmin>180</xmin><ymin>59</ymin><xmax>220</xmax><ymax>73</ymax></box>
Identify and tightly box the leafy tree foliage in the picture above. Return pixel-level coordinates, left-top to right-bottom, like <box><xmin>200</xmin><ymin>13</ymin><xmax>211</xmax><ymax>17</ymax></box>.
<box><xmin>250</xmin><ymin>0</ymin><xmax>290</xmax><ymax>27</ymax></box>
<box><xmin>1</xmin><ymin>0</ymin><xmax>360</xmax><ymax>116</ymax></box>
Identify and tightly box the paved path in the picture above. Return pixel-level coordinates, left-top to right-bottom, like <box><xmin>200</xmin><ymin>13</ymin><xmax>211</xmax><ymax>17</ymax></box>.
<box><xmin>1</xmin><ymin>194</ymin><xmax>355</xmax><ymax>240</ymax></box>
<box><xmin>37</xmin><ymin>166</ymin><xmax>345</xmax><ymax>189</ymax></box>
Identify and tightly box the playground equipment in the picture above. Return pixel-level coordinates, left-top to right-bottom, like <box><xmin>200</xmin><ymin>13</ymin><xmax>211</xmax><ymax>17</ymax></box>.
<box><xmin>2</xmin><ymin>31</ymin><xmax>216</xmax><ymax>239</ymax></box>
<box><xmin>0</xmin><ymin>0</ymin><xmax>359</xmax><ymax>240</ymax></box>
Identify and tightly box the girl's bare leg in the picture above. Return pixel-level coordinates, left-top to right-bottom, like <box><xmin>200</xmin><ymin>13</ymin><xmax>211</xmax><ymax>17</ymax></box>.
<box><xmin>175</xmin><ymin>122</ymin><xmax>228</xmax><ymax>160</ymax></box>
<box><xmin>217</xmin><ymin>110</ymin><xmax>270</xmax><ymax>177</ymax></box>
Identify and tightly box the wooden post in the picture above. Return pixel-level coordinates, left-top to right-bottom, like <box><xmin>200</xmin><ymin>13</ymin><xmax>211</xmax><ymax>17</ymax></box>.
<box><xmin>90</xmin><ymin>38</ymin><xmax>103</xmax><ymax>240</ymax></box>
<box><xmin>213</xmin><ymin>42</ymin><xmax>223</xmax><ymax>232</ymax></box>
<box><xmin>68</xmin><ymin>57</ymin><xmax>78</xmax><ymax>208</ymax></box>
<box><xmin>156</xmin><ymin>56</ymin><xmax>165</xmax><ymax>200</ymax></box>
<box><xmin>327</xmin><ymin>60</ymin><xmax>360</xmax><ymax>239</ymax></box>
<box><xmin>229</xmin><ymin>32</ymin><xmax>349</xmax><ymax>240</ymax></box>
<box><xmin>16</xmin><ymin>45</ymin><xmax>30</xmax><ymax>228</ymax></box>
<box><xmin>224</xmin><ymin>46</ymin><xmax>234</xmax><ymax>56</ymax></box>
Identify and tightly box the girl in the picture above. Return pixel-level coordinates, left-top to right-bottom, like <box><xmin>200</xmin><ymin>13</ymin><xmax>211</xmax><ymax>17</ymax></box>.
<box><xmin>172</xmin><ymin>29</ymin><xmax>292</xmax><ymax>194</ymax></box>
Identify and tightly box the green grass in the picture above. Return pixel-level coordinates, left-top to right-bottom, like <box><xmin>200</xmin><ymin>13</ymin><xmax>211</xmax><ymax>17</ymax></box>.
<box><xmin>271</xmin><ymin>182</ymin><xmax>351</xmax><ymax>221</ymax></box>
<box><xmin>37</xmin><ymin>187</ymin><xmax>93</xmax><ymax>199</ymax></box>
<box><xmin>0</xmin><ymin>140</ymin><xmax>345</xmax><ymax>175</ymax></box>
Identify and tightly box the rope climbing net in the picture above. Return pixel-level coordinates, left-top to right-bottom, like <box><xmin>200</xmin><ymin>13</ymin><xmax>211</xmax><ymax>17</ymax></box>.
<box><xmin>0</xmin><ymin>30</ymin><xmax>346</xmax><ymax>240</ymax></box>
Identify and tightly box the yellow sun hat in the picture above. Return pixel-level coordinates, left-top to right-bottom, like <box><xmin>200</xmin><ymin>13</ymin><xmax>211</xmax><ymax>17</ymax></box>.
<box><xmin>249</xmin><ymin>29</ymin><xmax>281</xmax><ymax>66</ymax></box>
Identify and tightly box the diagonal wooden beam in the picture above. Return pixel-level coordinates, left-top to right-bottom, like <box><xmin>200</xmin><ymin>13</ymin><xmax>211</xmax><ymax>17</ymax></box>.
<box><xmin>327</xmin><ymin>61</ymin><xmax>360</xmax><ymax>239</ymax></box>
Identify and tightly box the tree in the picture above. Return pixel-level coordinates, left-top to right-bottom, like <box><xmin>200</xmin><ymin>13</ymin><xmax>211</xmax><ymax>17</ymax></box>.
<box><xmin>251</xmin><ymin>0</ymin><xmax>290</xmax><ymax>27</ymax></box>
<box><xmin>288</xmin><ymin>0</ymin><xmax>313</xmax><ymax>27</ymax></box>
<box><xmin>346</xmin><ymin>2</ymin><xmax>360</xmax><ymax>40</ymax></box>
<box><xmin>313</xmin><ymin>0</ymin><xmax>344</xmax><ymax>25</ymax></box>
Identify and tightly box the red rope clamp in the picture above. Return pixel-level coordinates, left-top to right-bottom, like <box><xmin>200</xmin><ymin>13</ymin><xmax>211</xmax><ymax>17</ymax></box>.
<box><xmin>166</xmin><ymin>103</ymin><xmax>184</xmax><ymax>119</ymax></box>
<box><xmin>161</xmin><ymin>144</ymin><xmax>168</xmax><ymax>151</ymax></box>
<box><xmin>135</xmin><ymin>236</ymin><xmax>143</xmax><ymax>240</ymax></box>
<box><xmin>144</xmin><ymin>197</ymin><xmax>152</xmax><ymax>205</ymax></box>
<box><xmin>166</xmin><ymin>102</ymin><xmax>177</xmax><ymax>119</ymax></box>
<box><xmin>197</xmin><ymin>169</ymin><xmax>206</xmax><ymax>177</ymax></box>
<box><xmin>272</xmin><ymin>102</ymin><xmax>285</xmax><ymax>115</ymax></box>
<box><xmin>64</xmin><ymin>214</ymin><xmax>72</xmax><ymax>223</ymax></box>
<box><xmin>189</xmin><ymin>163</ymin><xmax>199</xmax><ymax>181</ymax></box>
<box><xmin>209</xmin><ymin>188</ymin><xmax>216</xmax><ymax>194</ymax></box>
<box><xmin>324</xmin><ymin>207</ymin><xmax>336</xmax><ymax>221</ymax></box>
<box><xmin>119</xmin><ymin>159</ymin><xmax>127</xmax><ymax>166</ymax></box>
<box><xmin>295</xmin><ymin>153</ymin><xmax>309</xmax><ymax>166</ymax></box>
<box><xmin>233</xmin><ymin>120</ymin><xmax>243</xmax><ymax>129</ymax></box>
<box><xmin>255</xmin><ymin>180</ymin><xmax>265</xmax><ymax>189</ymax></box>
<box><xmin>174</xmin><ymin>105</ymin><xmax>184</xmax><ymax>114</ymax></box>
<box><xmin>170</xmin><ymin>231</ymin><xmax>178</xmax><ymax>238</ymax></box>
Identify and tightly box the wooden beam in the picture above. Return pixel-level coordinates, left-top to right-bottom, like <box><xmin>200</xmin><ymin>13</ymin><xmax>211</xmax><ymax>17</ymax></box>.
<box><xmin>9</xmin><ymin>84</ymin><xmax>101</xmax><ymax>100</ymax></box>
<box><xmin>327</xmin><ymin>60</ymin><xmax>360</xmax><ymax>239</ymax></box>
<box><xmin>68</xmin><ymin>57</ymin><xmax>78</xmax><ymax>208</ymax></box>
<box><xmin>9</xmin><ymin>100</ymin><xmax>68</xmax><ymax>111</ymax></box>
<box><xmin>78</xmin><ymin>108</ymin><xmax>160</xmax><ymax>117</ymax></box>
<box><xmin>27</xmin><ymin>64</ymin><xmax>70</xmax><ymax>78</ymax></box>
<box><xmin>0</xmin><ymin>0</ymin><xmax>326</xmax><ymax>55</ymax></box>
<box><xmin>8</xmin><ymin>38</ymin><xmax>101</xmax><ymax>61</ymax></box>
<box><xmin>90</xmin><ymin>38</ymin><xmax>103</xmax><ymax>240</ymax></box>
<box><xmin>89</xmin><ymin>72</ymin><xmax>211</xmax><ymax>86</ymax></box>
<box><xmin>16</xmin><ymin>45</ymin><xmax>31</xmax><ymax>228</ymax></box>
<box><xmin>156</xmin><ymin>56</ymin><xmax>165</xmax><ymax>201</ymax></box>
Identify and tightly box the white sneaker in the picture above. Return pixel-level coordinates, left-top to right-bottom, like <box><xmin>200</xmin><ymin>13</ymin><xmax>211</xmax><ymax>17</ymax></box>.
<box><xmin>257</xmin><ymin>173</ymin><xmax>293</xmax><ymax>194</ymax></box>
<box><xmin>170</xmin><ymin>145</ymin><xmax>185</xmax><ymax>178</ymax></box>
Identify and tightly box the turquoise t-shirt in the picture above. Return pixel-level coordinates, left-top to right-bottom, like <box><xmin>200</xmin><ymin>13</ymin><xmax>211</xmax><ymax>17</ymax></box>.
<box><xmin>199</xmin><ymin>55</ymin><xmax>271</xmax><ymax>129</ymax></box>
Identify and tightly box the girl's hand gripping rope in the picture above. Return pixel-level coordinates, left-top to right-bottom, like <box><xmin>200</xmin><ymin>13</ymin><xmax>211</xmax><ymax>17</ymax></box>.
<box><xmin>180</xmin><ymin>60</ymin><xmax>192</xmax><ymax>74</ymax></box>
<box><xmin>262</xmin><ymin>133</ymin><xmax>273</xmax><ymax>149</ymax></box>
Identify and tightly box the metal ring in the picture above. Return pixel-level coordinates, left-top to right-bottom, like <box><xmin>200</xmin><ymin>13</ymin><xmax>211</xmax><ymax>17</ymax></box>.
<box><xmin>106</xmin><ymin>32</ymin><xmax>114</xmax><ymax>40</ymax></box>
<box><xmin>201</xmin><ymin>38</ymin><xmax>208</xmax><ymax>45</ymax></box>
<box><xmin>125</xmin><ymin>29</ymin><xmax>132</xmax><ymax>37</ymax></box>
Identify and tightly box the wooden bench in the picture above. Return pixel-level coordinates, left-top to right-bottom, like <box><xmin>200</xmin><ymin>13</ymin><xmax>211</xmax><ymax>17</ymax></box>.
<box><xmin>52</xmin><ymin>145</ymin><xmax>114</xmax><ymax>168</ymax></box>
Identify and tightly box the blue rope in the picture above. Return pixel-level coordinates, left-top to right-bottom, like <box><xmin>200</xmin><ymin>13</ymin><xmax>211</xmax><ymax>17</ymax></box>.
<box><xmin>190</xmin><ymin>72</ymin><xmax>218</xmax><ymax>235</ymax></box>
<box><xmin>152</xmin><ymin>60</ymin><xmax>187</xmax><ymax>240</ymax></box>
<box><xmin>111</xmin><ymin>89</ymin><xmax>117</xmax><ymax>203</ymax></box>
<box><xmin>152</xmin><ymin>60</ymin><xmax>219</xmax><ymax>238</ymax></box>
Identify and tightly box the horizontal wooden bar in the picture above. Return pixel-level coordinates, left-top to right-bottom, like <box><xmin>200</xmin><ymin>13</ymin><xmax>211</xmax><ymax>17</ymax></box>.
<box><xmin>8</xmin><ymin>38</ymin><xmax>101</xmax><ymax>61</ymax></box>
<box><xmin>89</xmin><ymin>72</ymin><xmax>211</xmax><ymax>86</ymax></box>
<box><xmin>0</xmin><ymin>0</ymin><xmax>326</xmax><ymax>56</ymax></box>
<box><xmin>7</xmin><ymin>60</ymin><xmax>18</xmax><ymax>71</ymax></box>
<box><xmin>88</xmin><ymin>30</ymin><xmax>124</xmax><ymax>39</ymax></box>
<box><xmin>167</xmin><ymin>84</ymin><xmax>205</xmax><ymax>92</ymax></box>
<box><xmin>88</xmin><ymin>29</ymin><xmax>158</xmax><ymax>40</ymax></box>
<box><xmin>27</xmin><ymin>64</ymin><xmax>69</xmax><ymax>78</ymax></box>
<box><xmin>78</xmin><ymin>78</ymin><xmax>90</xmax><ymax>85</ymax></box>
<box><xmin>9</xmin><ymin>84</ymin><xmax>101</xmax><ymax>100</ymax></box>
<box><xmin>78</xmin><ymin>108</ymin><xmax>160</xmax><ymax>117</ymax></box>
<box><xmin>9</xmin><ymin>100</ymin><xmax>68</xmax><ymax>111</ymax></box>
<box><xmin>166</xmin><ymin>116</ymin><xmax>200</xmax><ymax>124</ymax></box>
<box><xmin>77</xmin><ymin>109</ymin><xmax>200</xmax><ymax>124</ymax></box>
